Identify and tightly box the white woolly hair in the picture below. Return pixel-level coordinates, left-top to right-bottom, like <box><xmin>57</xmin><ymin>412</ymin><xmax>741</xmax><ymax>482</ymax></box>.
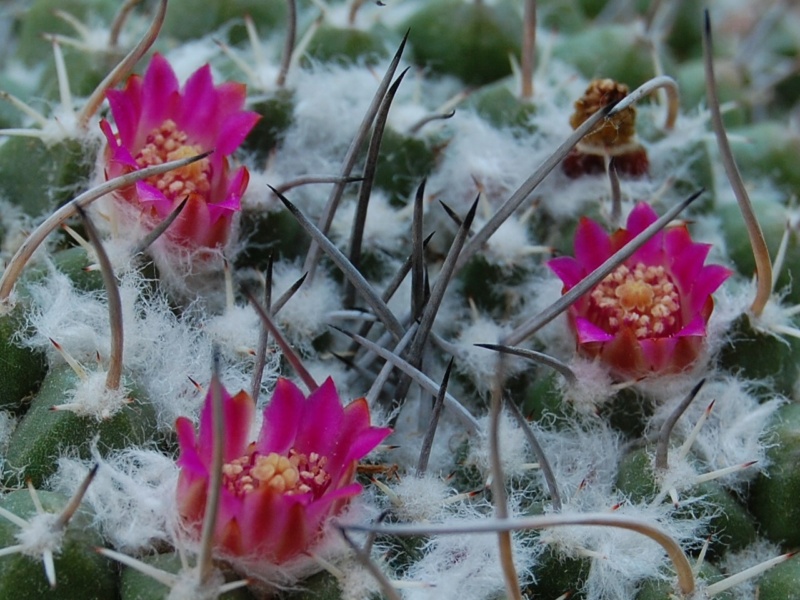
<box><xmin>426</xmin><ymin>111</ymin><xmax>539</xmax><ymax>216</ymax></box>
<box><xmin>51</xmin><ymin>449</ymin><xmax>179</xmax><ymax>553</ymax></box>
<box><xmin>61</xmin><ymin>370</ymin><xmax>132</xmax><ymax>420</ymax></box>
<box><xmin>385</xmin><ymin>474</ymin><xmax>456</xmax><ymax>523</ymax></box>
<box><xmin>203</xmin><ymin>304</ymin><xmax>262</xmax><ymax>359</ymax></box>
<box><xmin>264</xmin><ymin>63</ymin><xmax>423</xmax><ymax>215</ymax></box>
<box><xmin>718</xmin><ymin>538</ymin><xmax>785</xmax><ymax>600</ymax></box>
<box><xmin>479</xmin><ymin>214</ymin><xmax>538</xmax><ymax>268</ymax></box>
<box><xmin>450</xmin><ymin>314</ymin><xmax>526</xmax><ymax>394</ymax></box>
<box><xmin>543</xmin><ymin>501</ymin><xmax>704</xmax><ymax>600</ymax></box>
<box><xmin>535</xmin><ymin>421</ymin><xmax>623</xmax><ymax>509</ymax></box>
<box><xmin>396</xmin><ymin>507</ymin><xmax>537</xmax><ymax>600</ymax></box>
<box><xmin>388</xmin><ymin>395</ymin><xmax>468</xmax><ymax>477</ymax></box>
<box><xmin>520</xmin><ymin>272</ymin><xmax>575</xmax><ymax>359</ymax></box>
<box><xmin>330</xmin><ymin>191</ymin><xmax>411</xmax><ymax>254</ymax></box>
<box><xmin>332</xmin><ymin>556</ymin><xmax>384</xmax><ymax>600</ymax></box>
<box><xmin>467</xmin><ymin>409</ymin><xmax>538</xmax><ymax>480</ymax></box>
<box><xmin>14</xmin><ymin>511</ymin><xmax>63</xmax><ymax>557</ymax></box>
<box><xmin>271</xmin><ymin>261</ymin><xmax>342</xmax><ymax>354</ymax></box>
<box><xmin>560</xmin><ymin>357</ymin><xmax>616</xmax><ymax>413</ymax></box>
<box><xmin>21</xmin><ymin>267</ymin><xmax>270</xmax><ymax>429</ymax></box>
<box><xmin>649</xmin><ymin>376</ymin><xmax>784</xmax><ymax>489</ymax></box>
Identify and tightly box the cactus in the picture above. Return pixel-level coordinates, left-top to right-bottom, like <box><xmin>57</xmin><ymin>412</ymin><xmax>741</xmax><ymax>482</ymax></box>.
<box><xmin>1</xmin><ymin>0</ymin><xmax>800</xmax><ymax>598</ymax></box>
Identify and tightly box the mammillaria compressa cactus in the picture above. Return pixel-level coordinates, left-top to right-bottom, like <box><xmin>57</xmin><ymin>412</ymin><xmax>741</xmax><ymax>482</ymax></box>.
<box><xmin>1</xmin><ymin>1</ymin><xmax>800</xmax><ymax>599</ymax></box>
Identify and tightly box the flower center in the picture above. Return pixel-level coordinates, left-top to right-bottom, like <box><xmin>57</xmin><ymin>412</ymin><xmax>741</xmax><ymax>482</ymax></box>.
<box><xmin>135</xmin><ymin>119</ymin><xmax>211</xmax><ymax>201</ymax></box>
<box><xmin>222</xmin><ymin>449</ymin><xmax>331</xmax><ymax>498</ymax></box>
<box><xmin>589</xmin><ymin>262</ymin><xmax>681</xmax><ymax>338</ymax></box>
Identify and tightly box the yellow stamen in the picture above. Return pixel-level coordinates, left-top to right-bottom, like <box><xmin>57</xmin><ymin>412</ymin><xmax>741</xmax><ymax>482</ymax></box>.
<box><xmin>223</xmin><ymin>449</ymin><xmax>331</xmax><ymax>497</ymax></box>
<box><xmin>590</xmin><ymin>262</ymin><xmax>681</xmax><ymax>338</ymax></box>
<box><xmin>135</xmin><ymin>119</ymin><xmax>211</xmax><ymax>202</ymax></box>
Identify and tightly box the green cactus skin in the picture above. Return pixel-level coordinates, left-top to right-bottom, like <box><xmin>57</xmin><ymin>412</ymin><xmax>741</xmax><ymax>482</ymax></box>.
<box><xmin>751</xmin><ymin>403</ymin><xmax>800</xmax><ymax>548</ymax></box>
<box><xmin>718</xmin><ymin>314</ymin><xmax>800</xmax><ymax>400</ymax></box>
<box><xmin>161</xmin><ymin>0</ymin><xmax>287</xmax><ymax>44</ymax></box>
<box><xmin>616</xmin><ymin>448</ymin><xmax>759</xmax><ymax>557</ymax></box>
<box><xmin>241</xmin><ymin>89</ymin><xmax>295</xmax><ymax>163</ymax></box>
<box><xmin>636</xmin><ymin>562</ymin><xmax>733</xmax><ymax>600</ymax></box>
<box><xmin>525</xmin><ymin>545</ymin><xmax>591</xmax><ymax>600</ymax></box>
<box><xmin>304</xmin><ymin>24</ymin><xmax>394</xmax><ymax>67</ymax></box>
<box><xmin>756</xmin><ymin>556</ymin><xmax>800</xmax><ymax>600</ymax></box>
<box><xmin>720</xmin><ymin>200</ymin><xmax>800</xmax><ymax>305</ymax></box>
<box><xmin>729</xmin><ymin>122</ymin><xmax>800</xmax><ymax>193</ymax></box>
<box><xmin>400</xmin><ymin>0</ymin><xmax>522</xmax><ymax>87</ymax></box>
<box><xmin>0</xmin><ymin>137</ymin><xmax>96</xmax><ymax>217</ymax></box>
<box><xmin>3</xmin><ymin>366</ymin><xmax>158</xmax><ymax>488</ymax></box>
<box><xmin>0</xmin><ymin>309</ymin><xmax>47</xmax><ymax>412</ymax></box>
<box><xmin>0</xmin><ymin>490</ymin><xmax>116</xmax><ymax>600</ymax></box>
<box><xmin>552</xmin><ymin>24</ymin><xmax>675</xmax><ymax>90</ymax></box>
<box><xmin>119</xmin><ymin>552</ymin><xmax>255</xmax><ymax>600</ymax></box>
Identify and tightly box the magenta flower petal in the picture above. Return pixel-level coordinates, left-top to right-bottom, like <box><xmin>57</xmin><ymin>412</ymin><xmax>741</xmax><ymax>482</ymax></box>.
<box><xmin>689</xmin><ymin>265</ymin><xmax>733</xmax><ymax>313</ymax></box>
<box><xmin>257</xmin><ymin>378</ymin><xmax>306</xmax><ymax>455</ymax></box>
<box><xmin>547</xmin><ymin>256</ymin><xmax>585</xmax><ymax>289</ymax></box>
<box><xmin>106</xmin><ymin>88</ymin><xmax>140</xmax><ymax>148</ymax></box>
<box><xmin>574</xmin><ymin>317</ymin><xmax>615</xmax><ymax>343</ymax></box>
<box><xmin>625</xmin><ymin>202</ymin><xmax>658</xmax><ymax>235</ymax></box>
<box><xmin>293</xmin><ymin>378</ymin><xmax>346</xmax><ymax>458</ymax></box>
<box><xmin>177</xmin><ymin>64</ymin><xmax>218</xmax><ymax>141</ymax></box>
<box><xmin>551</xmin><ymin>203</ymin><xmax>731</xmax><ymax>378</ymax></box>
<box><xmin>675</xmin><ymin>314</ymin><xmax>707</xmax><ymax>338</ymax></box>
<box><xmin>101</xmin><ymin>53</ymin><xmax>260</xmax><ymax>250</ymax></box>
<box><xmin>177</xmin><ymin>377</ymin><xmax>390</xmax><ymax>565</ymax></box>
<box><xmin>574</xmin><ymin>217</ymin><xmax>612</xmax><ymax>271</ymax></box>
<box><xmin>639</xmin><ymin>337</ymin><xmax>680</xmax><ymax>372</ymax></box>
<box><xmin>197</xmin><ymin>385</ymin><xmax>253</xmax><ymax>462</ymax></box>
<box><xmin>140</xmin><ymin>53</ymin><xmax>179</xmax><ymax>135</ymax></box>
<box><xmin>218</xmin><ymin>111</ymin><xmax>263</xmax><ymax>154</ymax></box>
<box><xmin>134</xmin><ymin>181</ymin><xmax>171</xmax><ymax>216</ymax></box>
<box><xmin>624</xmin><ymin>203</ymin><xmax>664</xmax><ymax>265</ymax></box>
<box><xmin>669</xmin><ymin>242</ymin><xmax>712</xmax><ymax>289</ymax></box>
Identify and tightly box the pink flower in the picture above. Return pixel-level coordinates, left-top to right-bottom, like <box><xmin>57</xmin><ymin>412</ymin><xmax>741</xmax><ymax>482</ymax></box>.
<box><xmin>547</xmin><ymin>203</ymin><xmax>731</xmax><ymax>378</ymax></box>
<box><xmin>100</xmin><ymin>54</ymin><xmax>260</xmax><ymax>249</ymax></box>
<box><xmin>175</xmin><ymin>378</ymin><xmax>391</xmax><ymax>563</ymax></box>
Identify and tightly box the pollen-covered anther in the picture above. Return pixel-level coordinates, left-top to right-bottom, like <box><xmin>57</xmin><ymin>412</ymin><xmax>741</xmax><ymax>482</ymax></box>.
<box><xmin>590</xmin><ymin>262</ymin><xmax>681</xmax><ymax>338</ymax></box>
<box><xmin>222</xmin><ymin>450</ymin><xmax>332</xmax><ymax>497</ymax></box>
<box><xmin>136</xmin><ymin>119</ymin><xmax>211</xmax><ymax>200</ymax></box>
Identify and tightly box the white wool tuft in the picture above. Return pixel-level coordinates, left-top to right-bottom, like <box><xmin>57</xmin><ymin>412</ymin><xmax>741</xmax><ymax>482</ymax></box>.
<box><xmin>388</xmin><ymin>397</ymin><xmax>468</xmax><ymax>477</ymax></box>
<box><xmin>14</xmin><ymin>512</ymin><xmax>63</xmax><ymax>557</ymax></box>
<box><xmin>335</xmin><ymin>557</ymin><xmax>384</xmax><ymax>600</ymax></box>
<box><xmin>522</xmin><ymin>273</ymin><xmax>575</xmax><ymax>359</ymax></box>
<box><xmin>718</xmin><ymin>538</ymin><xmax>784</xmax><ymax>599</ymax></box>
<box><xmin>204</xmin><ymin>305</ymin><xmax>261</xmax><ymax>358</ymax></box>
<box><xmin>52</xmin><ymin>449</ymin><xmax>179</xmax><ymax>552</ymax></box>
<box><xmin>650</xmin><ymin>377</ymin><xmax>783</xmax><ymax>488</ymax></box>
<box><xmin>386</xmin><ymin>474</ymin><xmax>454</xmax><ymax>522</ymax></box>
<box><xmin>330</xmin><ymin>192</ymin><xmax>411</xmax><ymax>254</ymax></box>
<box><xmin>61</xmin><ymin>370</ymin><xmax>131</xmax><ymax>420</ymax></box>
<box><xmin>398</xmin><ymin>522</ymin><xmax>536</xmax><ymax>600</ymax></box>
<box><xmin>481</xmin><ymin>216</ymin><xmax>537</xmax><ymax>268</ymax></box>
<box><xmin>426</xmin><ymin>112</ymin><xmax>537</xmax><ymax>216</ymax></box>
<box><xmin>449</xmin><ymin>315</ymin><xmax>526</xmax><ymax>393</ymax></box>
<box><xmin>467</xmin><ymin>409</ymin><xmax>537</xmax><ymax>479</ymax></box>
<box><xmin>271</xmin><ymin>262</ymin><xmax>342</xmax><ymax>353</ymax></box>
<box><xmin>561</xmin><ymin>357</ymin><xmax>616</xmax><ymax>413</ymax></box>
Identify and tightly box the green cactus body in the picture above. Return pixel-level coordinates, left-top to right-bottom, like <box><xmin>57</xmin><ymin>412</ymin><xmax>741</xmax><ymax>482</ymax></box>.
<box><xmin>0</xmin><ymin>490</ymin><xmax>116</xmax><ymax>599</ymax></box>
<box><xmin>3</xmin><ymin>366</ymin><xmax>158</xmax><ymax>488</ymax></box>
